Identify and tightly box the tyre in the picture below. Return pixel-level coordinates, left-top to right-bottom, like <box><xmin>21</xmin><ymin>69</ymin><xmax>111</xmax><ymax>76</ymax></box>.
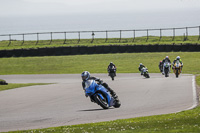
<box><xmin>145</xmin><ymin>73</ymin><xmax>150</xmax><ymax>78</ymax></box>
<box><xmin>113</xmin><ymin>100</ymin><xmax>121</xmax><ymax>108</ymax></box>
<box><xmin>94</xmin><ymin>93</ymin><xmax>109</xmax><ymax>109</ymax></box>
<box><xmin>110</xmin><ymin>73</ymin><xmax>115</xmax><ymax>81</ymax></box>
<box><xmin>176</xmin><ymin>69</ymin><xmax>179</xmax><ymax>78</ymax></box>
<box><xmin>165</xmin><ymin>69</ymin><xmax>169</xmax><ymax>77</ymax></box>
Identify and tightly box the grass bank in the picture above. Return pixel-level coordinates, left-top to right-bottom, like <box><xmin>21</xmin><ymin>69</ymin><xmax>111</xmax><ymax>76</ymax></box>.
<box><xmin>0</xmin><ymin>52</ymin><xmax>200</xmax><ymax>75</ymax></box>
<box><xmin>0</xmin><ymin>36</ymin><xmax>199</xmax><ymax>50</ymax></box>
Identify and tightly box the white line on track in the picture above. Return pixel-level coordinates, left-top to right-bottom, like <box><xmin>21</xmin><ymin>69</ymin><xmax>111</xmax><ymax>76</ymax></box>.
<box><xmin>186</xmin><ymin>76</ymin><xmax>198</xmax><ymax>110</ymax></box>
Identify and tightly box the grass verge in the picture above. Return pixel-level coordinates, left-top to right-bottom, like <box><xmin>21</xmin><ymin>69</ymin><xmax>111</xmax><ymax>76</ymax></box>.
<box><xmin>0</xmin><ymin>83</ymin><xmax>49</xmax><ymax>91</ymax></box>
<box><xmin>0</xmin><ymin>36</ymin><xmax>199</xmax><ymax>50</ymax></box>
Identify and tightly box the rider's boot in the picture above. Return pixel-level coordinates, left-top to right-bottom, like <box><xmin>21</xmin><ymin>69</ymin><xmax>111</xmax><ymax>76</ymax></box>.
<box><xmin>110</xmin><ymin>90</ymin><xmax>119</xmax><ymax>102</ymax></box>
<box><xmin>102</xmin><ymin>82</ymin><xmax>119</xmax><ymax>101</ymax></box>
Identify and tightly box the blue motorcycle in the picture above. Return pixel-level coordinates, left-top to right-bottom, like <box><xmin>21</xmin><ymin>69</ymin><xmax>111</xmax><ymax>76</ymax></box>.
<box><xmin>85</xmin><ymin>80</ymin><xmax>121</xmax><ymax>109</ymax></box>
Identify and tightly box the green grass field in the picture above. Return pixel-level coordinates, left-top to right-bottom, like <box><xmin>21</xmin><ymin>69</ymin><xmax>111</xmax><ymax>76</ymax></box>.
<box><xmin>0</xmin><ymin>36</ymin><xmax>199</xmax><ymax>50</ymax></box>
<box><xmin>1</xmin><ymin>52</ymin><xmax>200</xmax><ymax>133</ymax></box>
<box><xmin>0</xmin><ymin>52</ymin><xmax>200</xmax><ymax>75</ymax></box>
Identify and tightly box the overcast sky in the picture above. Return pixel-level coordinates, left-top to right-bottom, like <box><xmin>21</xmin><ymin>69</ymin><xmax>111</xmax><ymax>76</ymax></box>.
<box><xmin>1</xmin><ymin>0</ymin><xmax>200</xmax><ymax>17</ymax></box>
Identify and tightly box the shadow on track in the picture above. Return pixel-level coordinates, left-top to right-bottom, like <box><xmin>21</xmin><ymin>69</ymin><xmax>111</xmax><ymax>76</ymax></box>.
<box><xmin>78</xmin><ymin>108</ymin><xmax>114</xmax><ymax>112</ymax></box>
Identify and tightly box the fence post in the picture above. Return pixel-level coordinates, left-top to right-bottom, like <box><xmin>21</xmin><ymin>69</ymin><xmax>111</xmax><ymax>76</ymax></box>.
<box><xmin>159</xmin><ymin>29</ymin><xmax>162</xmax><ymax>41</ymax></box>
<box><xmin>78</xmin><ymin>32</ymin><xmax>80</xmax><ymax>43</ymax></box>
<box><xmin>64</xmin><ymin>32</ymin><xmax>67</xmax><ymax>44</ymax></box>
<box><xmin>36</xmin><ymin>33</ymin><xmax>39</xmax><ymax>45</ymax></box>
<box><xmin>105</xmin><ymin>31</ymin><xmax>108</xmax><ymax>42</ymax></box>
<box><xmin>146</xmin><ymin>29</ymin><xmax>149</xmax><ymax>42</ymax></box>
<box><xmin>184</xmin><ymin>27</ymin><xmax>188</xmax><ymax>41</ymax></box>
<box><xmin>91</xmin><ymin>31</ymin><xmax>95</xmax><ymax>43</ymax></box>
<box><xmin>49</xmin><ymin>32</ymin><xmax>52</xmax><ymax>44</ymax></box>
<box><xmin>119</xmin><ymin>30</ymin><xmax>122</xmax><ymax>42</ymax></box>
<box><xmin>132</xmin><ymin>30</ymin><xmax>135</xmax><ymax>42</ymax></box>
<box><xmin>8</xmin><ymin>34</ymin><xmax>11</xmax><ymax>46</ymax></box>
<box><xmin>21</xmin><ymin>34</ymin><xmax>24</xmax><ymax>45</ymax></box>
<box><xmin>172</xmin><ymin>28</ymin><xmax>175</xmax><ymax>41</ymax></box>
<box><xmin>198</xmin><ymin>26</ymin><xmax>200</xmax><ymax>41</ymax></box>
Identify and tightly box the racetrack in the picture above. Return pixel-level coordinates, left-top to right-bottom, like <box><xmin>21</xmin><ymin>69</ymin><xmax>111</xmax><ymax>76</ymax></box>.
<box><xmin>0</xmin><ymin>73</ymin><xmax>197</xmax><ymax>132</ymax></box>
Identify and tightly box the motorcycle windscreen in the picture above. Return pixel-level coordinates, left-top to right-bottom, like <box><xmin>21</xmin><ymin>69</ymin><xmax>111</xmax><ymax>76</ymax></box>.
<box><xmin>176</xmin><ymin>61</ymin><xmax>180</xmax><ymax>68</ymax></box>
<box><xmin>85</xmin><ymin>80</ymin><xmax>98</xmax><ymax>96</ymax></box>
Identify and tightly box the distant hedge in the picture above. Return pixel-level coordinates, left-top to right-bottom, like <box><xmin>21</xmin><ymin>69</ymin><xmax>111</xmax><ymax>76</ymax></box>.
<box><xmin>0</xmin><ymin>44</ymin><xmax>199</xmax><ymax>58</ymax></box>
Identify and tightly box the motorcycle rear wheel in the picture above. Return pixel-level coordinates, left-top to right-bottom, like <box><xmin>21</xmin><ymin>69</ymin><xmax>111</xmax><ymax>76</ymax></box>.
<box><xmin>113</xmin><ymin>100</ymin><xmax>121</xmax><ymax>108</ymax></box>
<box><xmin>145</xmin><ymin>73</ymin><xmax>150</xmax><ymax>78</ymax></box>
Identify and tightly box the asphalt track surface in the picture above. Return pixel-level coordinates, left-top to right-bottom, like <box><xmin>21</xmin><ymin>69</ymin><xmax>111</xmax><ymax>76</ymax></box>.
<box><xmin>0</xmin><ymin>73</ymin><xmax>197</xmax><ymax>132</ymax></box>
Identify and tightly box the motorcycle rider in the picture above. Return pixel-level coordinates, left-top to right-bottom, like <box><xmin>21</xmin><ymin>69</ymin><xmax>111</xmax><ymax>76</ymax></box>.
<box><xmin>138</xmin><ymin>63</ymin><xmax>146</xmax><ymax>75</ymax></box>
<box><xmin>107</xmin><ymin>62</ymin><xmax>117</xmax><ymax>76</ymax></box>
<box><xmin>81</xmin><ymin>71</ymin><xmax>119</xmax><ymax>101</ymax></box>
<box><xmin>172</xmin><ymin>56</ymin><xmax>183</xmax><ymax>71</ymax></box>
<box><xmin>158</xmin><ymin>61</ymin><xmax>163</xmax><ymax>72</ymax></box>
<box><xmin>162</xmin><ymin>56</ymin><xmax>171</xmax><ymax>75</ymax></box>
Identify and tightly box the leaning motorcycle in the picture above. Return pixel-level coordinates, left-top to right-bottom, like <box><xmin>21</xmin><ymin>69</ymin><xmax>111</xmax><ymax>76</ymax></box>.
<box><xmin>141</xmin><ymin>67</ymin><xmax>150</xmax><ymax>78</ymax></box>
<box><xmin>85</xmin><ymin>79</ymin><xmax>121</xmax><ymax>109</ymax></box>
<box><xmin>163</xmin><ymin>61</ymin><xmax>170</xmax><ymax>77</ymax></box>
<box><xmin>173</xmin><ymin>60</ymin><xmax>182</xmax><ymax>78</ymax></box>
<box><xmin>108</xmin><ymin>67</ymin><xmax>116</xmax><ymax>81</ymax></box>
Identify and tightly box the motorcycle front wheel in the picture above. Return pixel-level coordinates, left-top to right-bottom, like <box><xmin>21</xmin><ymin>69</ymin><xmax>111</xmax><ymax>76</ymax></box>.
<box><xmin>144</xmin><ymin>73</ymin><xmax>150</xmax><ymax>78</ymax></box>
<box><xmin>176</xmin><ymin>69</ymin><xmax>179</xmax><ymax>78</ymax></box>
<box><xmin>94</xmin><ymin>94</ymin><xmax>109</xmax><ymax>109</ymax></box>
<box><xmin>165</xmin><ymin>69</ymin><xmax>169</xmax><ymax>77</ymax></box>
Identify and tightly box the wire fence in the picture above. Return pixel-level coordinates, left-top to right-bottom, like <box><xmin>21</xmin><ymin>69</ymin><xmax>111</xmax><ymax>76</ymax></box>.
<box><xmin>0</xmin><ymin>26</ymin><xmax>200</xmax><ymax>46</ymax></box>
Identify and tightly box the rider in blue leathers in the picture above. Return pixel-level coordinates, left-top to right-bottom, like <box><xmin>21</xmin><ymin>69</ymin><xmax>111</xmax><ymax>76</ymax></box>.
<box><xmin>81</xmin><ymin>71</ymin><xmax>118</xmax><ymax>101</ymax></box>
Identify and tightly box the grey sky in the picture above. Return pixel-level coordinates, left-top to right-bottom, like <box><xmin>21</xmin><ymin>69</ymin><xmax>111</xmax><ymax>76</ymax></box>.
<box><xmin>0</xmin><ymin>0</ymin><xmax>200</xmax><ymax>17</ymax></box>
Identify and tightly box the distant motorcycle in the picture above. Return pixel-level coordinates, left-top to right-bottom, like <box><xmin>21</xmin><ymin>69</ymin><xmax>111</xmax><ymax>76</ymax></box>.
<box><xmin>173</xmin><ymin>60</ymin><xmax>182</xmax><ymax>78</ymax></box>
<box><xmin>163</xmin><ymin>61</ymin><xmax>170</xmax><ymax>77</ymax></box>
<box><xmin>141</xmin><ymin>67</ymin><xmax>150</xmax><ymax>78</ymax></box>
<box><xmin>85</xmin><ymin>79</ymin><xmax>121</xmax><ymax>109</ymax></box>
<box><xmin>108</xmin><ymin>67</ymin><xmax>116</xmax><ymax>81</ymax></box>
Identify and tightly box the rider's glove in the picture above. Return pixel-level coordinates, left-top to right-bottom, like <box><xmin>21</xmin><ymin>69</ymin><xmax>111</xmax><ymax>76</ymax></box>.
<box><xmin>85</xmin><ymin>93</ymin><xmax>88</xmax><ymax>97</ymax></box>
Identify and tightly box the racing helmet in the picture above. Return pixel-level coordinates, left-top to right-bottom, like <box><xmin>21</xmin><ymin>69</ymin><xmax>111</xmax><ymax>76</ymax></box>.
<box><xmin>139</xmin><ymin>63</ymin><xmax>142</xmax><ymax>66</ymax></box>
<box><xmin>165</xmin><ymin>56</ymin><xmax>169</xmax><ymax>59</ymax></box>
<box><xmin>110</xmin><ymin>62</ymin><xmax>113</xmax><ymax>65</ymax></box>
<box><xmin>81</xmin><ymin>71</ymin><xmax>90</xmax><ymax>81</ymax></box>
<box><xmin>176</xmin><ymin>56</ymin><xmax>180</xmax><ymax>60</ymax></box>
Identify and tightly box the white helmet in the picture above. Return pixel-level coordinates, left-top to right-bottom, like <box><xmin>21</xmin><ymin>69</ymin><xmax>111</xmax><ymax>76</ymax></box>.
<box><xmin>81</xmin><ymin>71</ymin><xmax>90</xmax><ymax>81</ymax></box>
<box><xmin>139</xmin><ymin>63</ymin><xmax>142</xmax><ymax>66</ymax></box>
<box><xmin>176</xmin><ymin>56</ymin><xmax>180</xmax><ymax>60</ymax></box>
<box><xmin>165</xmin><ymin>56</ymin><xmax>169</xmax><ymax>59</ymax></box>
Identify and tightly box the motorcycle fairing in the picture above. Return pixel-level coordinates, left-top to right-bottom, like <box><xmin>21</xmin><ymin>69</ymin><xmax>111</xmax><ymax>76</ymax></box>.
<box><xmin>85</xmin><ymin>80</ymin><xmax>114</xmax><ymax>107</ymax></box>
